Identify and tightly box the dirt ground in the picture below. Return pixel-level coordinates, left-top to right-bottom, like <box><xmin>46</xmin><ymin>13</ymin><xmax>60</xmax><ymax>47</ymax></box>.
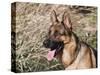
<box><xmin>11</xmin><ymin>2</ymin><xmax>97</xmax><ymax>72</ymax></box>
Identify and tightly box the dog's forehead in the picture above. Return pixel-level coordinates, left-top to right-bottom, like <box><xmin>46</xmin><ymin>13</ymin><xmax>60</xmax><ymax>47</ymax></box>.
<box><xmin>50</xmin><ymin>23</ymin><xmax>64</xmax><ymax>31</ymax></box>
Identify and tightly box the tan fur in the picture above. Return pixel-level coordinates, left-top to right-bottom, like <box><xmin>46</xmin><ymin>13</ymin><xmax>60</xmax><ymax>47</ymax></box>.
<box><xmin>61</xmin><ymin>35</ymin><xmax>96</xmax><ymax>69</ymax></box>
<box><xmin>55</xmin><ymin>33</ymin><xmax>96</xmax><ymax>69</ymax></box>
<box><xmin>47</xmin><ymin>10</ymin><xmax>96</xmax><ymax>69</ymax></box>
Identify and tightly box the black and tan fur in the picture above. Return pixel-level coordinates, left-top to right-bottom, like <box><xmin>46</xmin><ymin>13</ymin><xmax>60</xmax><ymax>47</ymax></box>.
<box><xmin>43</xmin><ymin>10</ymin><xmax>97</xmax><ymax>69</ymax></box>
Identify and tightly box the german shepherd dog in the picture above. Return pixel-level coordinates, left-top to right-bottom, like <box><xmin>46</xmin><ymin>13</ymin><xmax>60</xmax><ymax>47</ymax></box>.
<box><xmin>43</xmin><ymin>10</ymin><xmax>97</xmax><ymax>69</ymax></box>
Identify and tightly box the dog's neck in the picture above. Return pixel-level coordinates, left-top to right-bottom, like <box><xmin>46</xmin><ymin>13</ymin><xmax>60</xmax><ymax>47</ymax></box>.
<box><xmin>62</xmin><ymin>32</ymin><xmax>80</xmax><ymax>68</ymax></box>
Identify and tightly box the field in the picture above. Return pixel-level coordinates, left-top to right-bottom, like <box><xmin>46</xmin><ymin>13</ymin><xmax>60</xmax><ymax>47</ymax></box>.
<box><xmin>11</xmin><ymin>2</ymin><xmax>97</xmax><ymax>73</ymax></box>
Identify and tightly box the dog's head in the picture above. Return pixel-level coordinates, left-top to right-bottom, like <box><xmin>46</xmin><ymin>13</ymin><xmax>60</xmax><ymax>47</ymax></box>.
<box><xmin>43</xmin><ymin>10</ymin><xmax>72</xmax><ymax>61</ymax></box>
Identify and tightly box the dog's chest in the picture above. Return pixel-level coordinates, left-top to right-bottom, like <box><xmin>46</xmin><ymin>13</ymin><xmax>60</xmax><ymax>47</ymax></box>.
<box><xmin>62</xmin><ymin>49</ymin><xmax>72</xmax><ymax>67</ymax></box>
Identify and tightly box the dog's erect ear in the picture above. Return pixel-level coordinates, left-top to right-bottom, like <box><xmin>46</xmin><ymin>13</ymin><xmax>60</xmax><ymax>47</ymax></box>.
<box><xmin>63</xmin><ymin>12</ymin><xmax>72</xmax><ymax>30</ymax></box>
<box><xmin>51</xmin><ymin>10</ymin><xmax>58</xmax><ymax>24</ymax></box>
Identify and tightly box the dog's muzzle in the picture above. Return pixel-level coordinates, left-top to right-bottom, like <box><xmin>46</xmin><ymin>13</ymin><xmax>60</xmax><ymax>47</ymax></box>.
<box><xmin>43</xmin><ymin>39</ymin><xmax>63</xmax><ymax>50</ymax></box>
<box><xmin>43</xmin><ymin>39</ymin><xmax>64</xmax><ymax>61</ymax></box>
<box><xmin>43</xmin><ymin>39</ymin><xmax>64</xmax><ymax>52</ymax></box>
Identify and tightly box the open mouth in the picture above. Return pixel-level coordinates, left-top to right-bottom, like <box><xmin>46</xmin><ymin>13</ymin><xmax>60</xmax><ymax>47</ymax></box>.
<box><xmin>47</xmin><ymin>42</ymin><xmax>64</xmax><ymax>61</ymax></box>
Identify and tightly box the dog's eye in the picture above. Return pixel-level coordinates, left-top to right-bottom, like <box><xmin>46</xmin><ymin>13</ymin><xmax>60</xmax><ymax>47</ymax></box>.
<box><xmin>54</xmin><ymin>31</ymin><xmax>60</xmax><ymax>36</ymax></box>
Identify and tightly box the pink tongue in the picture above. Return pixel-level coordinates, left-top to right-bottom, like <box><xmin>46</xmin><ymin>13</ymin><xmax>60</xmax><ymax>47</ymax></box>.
<box><xmin>47</xmin><ymin>50</ymin><xmax>56</xmax><ymax>61</ymax></box>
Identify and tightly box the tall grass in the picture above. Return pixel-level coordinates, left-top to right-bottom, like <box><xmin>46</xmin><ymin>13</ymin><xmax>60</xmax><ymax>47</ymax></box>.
<box><xmin>11</xmin><ymin>2</ymin><xmax>97</xmax><ymax>72</ymax></box>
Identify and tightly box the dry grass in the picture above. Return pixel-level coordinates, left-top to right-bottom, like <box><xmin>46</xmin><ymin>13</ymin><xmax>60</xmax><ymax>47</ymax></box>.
<box><xmin>11</xmin><ymin>2</ymin><xmax>97</xmax><ymax>73</ymax></box>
